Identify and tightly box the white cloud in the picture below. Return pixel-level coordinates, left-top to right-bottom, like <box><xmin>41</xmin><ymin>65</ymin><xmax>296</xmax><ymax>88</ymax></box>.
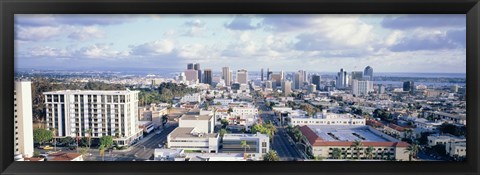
<box><xmin>68</xmin><ymin>26</ymin><xmax>105</xmax><ymax>41</ymax></box>
<box><xmin>130</xmin><ymin>40</ymin><xmax>175</xmax><ymax>56</ymax></box>
<box><xmin>16</xmin><ymin>26</ymin><xmax>62</xmax><ymax>41</ymax></box>
<box><xmin>75</xmin><ymin>43</ymin><xmax>129</xmax><ymax>59</ymax></box>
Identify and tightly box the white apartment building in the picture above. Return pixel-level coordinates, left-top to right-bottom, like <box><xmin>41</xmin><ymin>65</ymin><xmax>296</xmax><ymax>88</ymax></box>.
<box><xmin>289</xmin><ymin>110</ymin><xmax>365</xmax><ymax>126</ymax></box>
<box><xmin>222</xmin><ymin>133</ymin><xmax>270</xmax><ymax>160</ymax></box>
<box><xmin>213</xmin><ymin>98</ymin><xmax>234</xmax><ymax>106</ymax></box>
<box><xmin>352</xmin><ymin>79</ymin><xmax>374</xmax><ymax>96</ymax></box>
<box><xmin>43</xmin><ymin>90</ymin><xmax>143</xmax><ymax>146</ymax></box>
<box><xmin>168</xmin><ymin>114</ymin><xmax>219</xmax><ymax>153</ymax></box>
<box><xmin>427</xmin><ymin>135</ymin><xmax>466</xmax><ymax>147</ymax></box>
<box><xmin>180</xmin><ymin>93</ymin><xmax>201</xmax><ymax>103</ymax></box>
<box><xmin>14</xmin><ymin>81</ymin><xmax>34</xmax><ymax>159</ymax></box>
<box><xmin>232</xmin><ymin>106</ymin><xmax>258</xmax><ymax>117</ymax></box>
<box><xmin>445</xmin><ymin>141</ymin><xmax>466</xmax><ymax>159</ymax></box>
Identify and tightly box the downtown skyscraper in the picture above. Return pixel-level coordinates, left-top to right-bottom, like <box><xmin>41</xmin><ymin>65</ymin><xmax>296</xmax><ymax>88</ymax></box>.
<box><xmin>222</xmin><ymin>67</ymin><xmax>232</xmax><ymax>86</ymax></box>
<box><xmin>203</xmin><ymin>69</ymin><xmax>212</xmax><ymax>85</ymax></box>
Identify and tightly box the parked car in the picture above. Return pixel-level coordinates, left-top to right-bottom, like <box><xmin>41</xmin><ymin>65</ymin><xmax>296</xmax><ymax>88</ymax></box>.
<box><xmin>43</xmin><ymin>145</ymin><xmax>53</xmax><ymax>150</ymax></box>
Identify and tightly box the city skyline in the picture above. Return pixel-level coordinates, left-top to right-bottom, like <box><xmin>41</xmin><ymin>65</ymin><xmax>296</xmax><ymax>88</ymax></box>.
<box><xmin>15</xmin><ymin>14</ymin><xmax>466</xmax><ymax>73</ymax></box>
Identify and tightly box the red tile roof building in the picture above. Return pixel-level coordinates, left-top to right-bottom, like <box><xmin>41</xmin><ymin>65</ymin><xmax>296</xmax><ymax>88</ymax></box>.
<box><xmin>298</xmin><ymin>125</ymin><xmax>410</xmax><ymax>161</ymax></box>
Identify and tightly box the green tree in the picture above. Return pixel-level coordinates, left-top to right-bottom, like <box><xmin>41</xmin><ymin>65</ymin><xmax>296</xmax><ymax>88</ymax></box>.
<box><xmin>85</xmin><ymin>128</ymin><xmax>93</xmax><ymax>150</ymax></box>
<box><xmin>365</xmin><ymin>146</ymin><xmax>374</xmax><ymax>159</ymax></box>
<box><xmin>351</xmin><ymin>140</ymin><xmax>363</xmax><ymax>159</ymax></box>
<box><xmin>60</xmin><ymin>136</ymin><xmax>75</xmax><ymax>146</ymax></box>
<box><xmin>162</xmin><ymin>115</ymin><xmax>169</xmax><ymax>127</ymax></box>
<box><xmin>219</xmin><ymin>128</ymin><xmax>228</xmax><ymax>138</ymax></box>
<box><xmin>332</xmin><ymin>148</ymin><xmax>342</xmax><ymax>159</ymax></box>
<box><xmin>98</xmin><ymin>144</ymin><xmax>106</xmax><ymax>161</ymax></box>
<box><xmin>241</xmin><ymin>140</ymin><xmax>250</xmax><ymax>159</ymax></box>
<box><xmin>33</xmin><ymin>128</ymin><xmax>53</xmax><ymax>145</ymax></box>
<box><xmin>79</xmin><ymin>147</ymin><xmax>89</xmax><ymax>158</ymax></box>
<box><xmin>100</xmin><ymin>136</ymin><xmax>114</xmax><ymax>148</ymax></box>
<box><xmin>221</xmin><ymin>119</ymin><xmax>229</xmax><ymax>129</ymax></box>
<box><xmin>404</xmin><ymin>143</ymin><xmax>420</xmax><ymax>161</ymax></box>
<box><xmin>263</xmin><ymin>150</ymin><xmax>281</xmax><ymax>161</ymax></box>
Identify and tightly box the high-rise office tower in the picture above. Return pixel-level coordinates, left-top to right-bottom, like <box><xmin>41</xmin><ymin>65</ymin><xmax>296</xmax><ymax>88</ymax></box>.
<box><xmin>308</xmin><ymin>84</ymin><xmax>317</xmax><ymax>94</ymax></box>
<box><xmin>187</xmin><ymin>63</ymin><xmax>194</xmax><ymax>70</ymax></box>
<box><xmin>266</xmin><ymin>81</ymin><xmax>273</xmax><ymax>89</ymax></box>
<box><xmin>236</xmin><ymin>69</ymin><xmax>248</xmax><ymax>84</ymax></box>
<box><xmin>364</xmin><ymin>66</ymin><xmax>373</xmax><ymax>80</ymax></box>
<box><xmin>403</xmin><ymin>81</ymin><xmax>415</xmax><ymax>93</ymax></box>
<box><xmin>351</xmin><ymin>71</ymin><xmax>363</xmax><ymax>80</ymax></box>
<box><xmin>282</xmin><ymin>80</ymin><xmax>292</xmax><ymax>97</ymax></box>
<box><xmin>352</xmin><ymin>80</ymin><xmax>373</xmax><ymax>96</ymax></box>
<box><xmin>185</xmin><ymin>69</ymin><xmax>199</xmax><ymax>83</ymax></box>
<box><xmin>312</xmin><ymin>75</ymin><xmax>321</xmax><ymax>91</ymax></box>
<box><xmin>44</xmin><ymin>90</ymin><xmax>142</xmax><ymax>146</ymax></box>
<box><xmin>302</xmin><ymin>70</ymin><xmax>308</xmax><ymax>83</ymax></box>
<box><xmin>294</xmin><ymin>71</ymin><xmax>304</xmax><ymax>90</ymax></box>
<box><xmin>14</xmin><ymin>81</ymin><xmax>34</xmax><ymax>159</ymax></box>
<box><xmin>378</xmin><ymin>84</ymin><xmax>385</xmax><ymax>94</ymax></box>
<box><xmin>271</xmin><ymin>73</ymin><xmax>282</xmax><ymax>89</ymax></box>
<box><xmin>261</xmin><ymin>68</ymin><xmax>264</xmax><ymax>81</ymax></box>
<box><xmin>194</xmin><ymin>63</ymin><xmax>201</xmax><ymax>83</ymax></box>
<box><xmin>222</xmin><ymin>67</ymin><xmax>231</xmax><ymax>86</ymax></box>
<box><xmin>203</xmin><ymin>69</ymin><xmax>212</xmax><ymax>85</ymax></box>
<box><xmin>336</xmin><ymin>68</ymin><xmax>349</xmax><ymax>89</ymax></box>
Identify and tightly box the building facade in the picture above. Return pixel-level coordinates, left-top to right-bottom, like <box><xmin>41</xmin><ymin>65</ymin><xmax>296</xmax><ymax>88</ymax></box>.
<box><xmin>14</xmin><ymin>81</ymin><xmax>34</xmax><ymax>158</ymax></box>
<box><xmin>203</xmin><ymin>69</ymin><xmax>212</xmax><ymax>85</ymax></box>
<box><xmin>43</xmin><ymin>90</ymin><xmax>143</xmax><ymax>146</ymax></box>
<box><xmin>236</xmin><ymin>69</ymin><xmax>248</xmax><ymax>85</ymax></box>
<box><xmin>352</xmin><ymin>80</ymin><xmax>374</xmax><ymax>96</ymax></box>
<box><xmin>222</xmin><ymin>133</ymin><xmax>270</xmax><ymax>160</ymax></box>
<box><xmin>336</xmin><ymin>68</ymin><xmax>349</xmax><ymax>89</ymax></box>
<box><xmin>222</xmin><ymin>67</ymin><xmax>232</xmax><ymax>86</ymax></box>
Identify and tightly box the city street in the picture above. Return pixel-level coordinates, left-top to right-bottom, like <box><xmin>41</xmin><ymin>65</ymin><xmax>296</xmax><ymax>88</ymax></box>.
<box><xmin>258</xmin><ymin>102</ymin><xmax>304</xmax><ymax>161</ymax></box>
<box><xmin>114</xmin><ymin>122</ymin><xmax>178</xmax><ymax>161</ymax></box>
<box><xmin>39</xmin><ymin>122</ymin><xmax>179</xmax><ymax>161</ymax></box>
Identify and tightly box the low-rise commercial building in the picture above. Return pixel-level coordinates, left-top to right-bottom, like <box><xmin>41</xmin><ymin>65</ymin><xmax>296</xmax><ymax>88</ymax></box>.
<box><xmin>221</xmin><ymin>133</ymin><xmax>270</xmax><ymax>160</ymax></box>
<box><xmin>180</xmin><ymin>93</ymin><xmax>201</xmax><ymax>103</ymax></box>
<box><xmin>299</xmin><ymin>125</ymin><xmax>410</xmax><ymax>161</ymax></box>
<box><xmin>427</xmin><ymin>134</ymin><xmax>466</xmax><ymax>147</ymax></box>
<box><xmin>289</xmin><ymin>110</ymin><xmax>365</xmax><ymax>126</ymax></box>
<box><xmin>167</xmin><ymin>112</ymin><xmax>219</xmax><ymax>153</ymax></box>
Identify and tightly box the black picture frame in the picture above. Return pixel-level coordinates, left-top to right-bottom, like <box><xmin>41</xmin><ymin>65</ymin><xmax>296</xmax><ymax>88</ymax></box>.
<box><xmin>1</xmin><ymin>0</ymin><xmax>479</xmax><ymax>175</ymax></box>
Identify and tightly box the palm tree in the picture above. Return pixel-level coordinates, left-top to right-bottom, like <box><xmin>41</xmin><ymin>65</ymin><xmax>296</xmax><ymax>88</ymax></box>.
<box><xmin>51</xmin><ymin>128</ymin><xmax>57</xmax><ymax>152</ymax></box>
<box><xmin>365</xmin><ymin>146</ymin><xmax>374</xmax><ymax>159</ymax></box>
<box><xmin>241</xmin><ymin>140</ymin><xmax>250</xmax><ymax>160</ymax></box>
<box><xmin>332</xmin><ymin>148</ymin><xmax>342</xmax><ymax>159</ymax></box>
<box><xmin>351</xmin><ymin>140</ymin><xmax>363</xmax><ymax>159</ymax></box>
<box><xmin>99</xmin><ymin>144</ymin><xmax>106</xmax><ymax>161</ymax></box>
<box><xmin>404</xmin><ymin>129</ymin><xmax>413</xmax><ymax>142</ymax></box>
<box><xmin>263</xmin><ymin>150</ymin><xmax>280</xmax><ymax>161</ymax></box>
<box><xmin>85</xmin><ymin>128</ymin><xmax>93</xmax><ymax>151</ymax></box>
<box><xmin>404</xmin><ymin>143</ymin><xmax>420</xmax><ymax>161</ymax></box>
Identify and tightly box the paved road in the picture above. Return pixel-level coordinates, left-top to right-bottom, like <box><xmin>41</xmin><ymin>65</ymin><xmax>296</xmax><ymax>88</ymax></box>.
<box><xmin>258</xmin><ymin>103</ymin><xmax>304</xmax><ymax>161</ymax></box>
<box><xmin>115</xmin><ymin>122</ymin><xmax>178</xmax><ymax>161</ymax></box>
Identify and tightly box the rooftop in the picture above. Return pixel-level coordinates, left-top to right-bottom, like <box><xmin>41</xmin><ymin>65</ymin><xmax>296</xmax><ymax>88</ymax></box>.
<box><xmin>44</xmin><ymin>90</ymin><xmax>139</xmax><ymax>95</ymax></box>
<box><xmin>223</xmin><ymin>133</ymin><xmax>269</xmax><ymax>140</ymax></box>
<box><xmin>180</xmin><ymin>114</ymin><xmax>213</xmax><ymax>121</ymax></box>
<box><xmin>169</xmin><ymin>127</ymin><xmax>218</xmax><ymax>138</ymax></box>
<box><xmin>300</xmin><ymin>125</ymin><xmax>409</xmax><ymax>147</ymax></box>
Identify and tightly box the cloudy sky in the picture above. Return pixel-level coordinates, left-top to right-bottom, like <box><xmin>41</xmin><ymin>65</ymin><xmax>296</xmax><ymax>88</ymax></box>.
<box><xmin>14</xmin><ymin>14</ymin><xmax>466</xmax><ymax>73</ymax></box>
